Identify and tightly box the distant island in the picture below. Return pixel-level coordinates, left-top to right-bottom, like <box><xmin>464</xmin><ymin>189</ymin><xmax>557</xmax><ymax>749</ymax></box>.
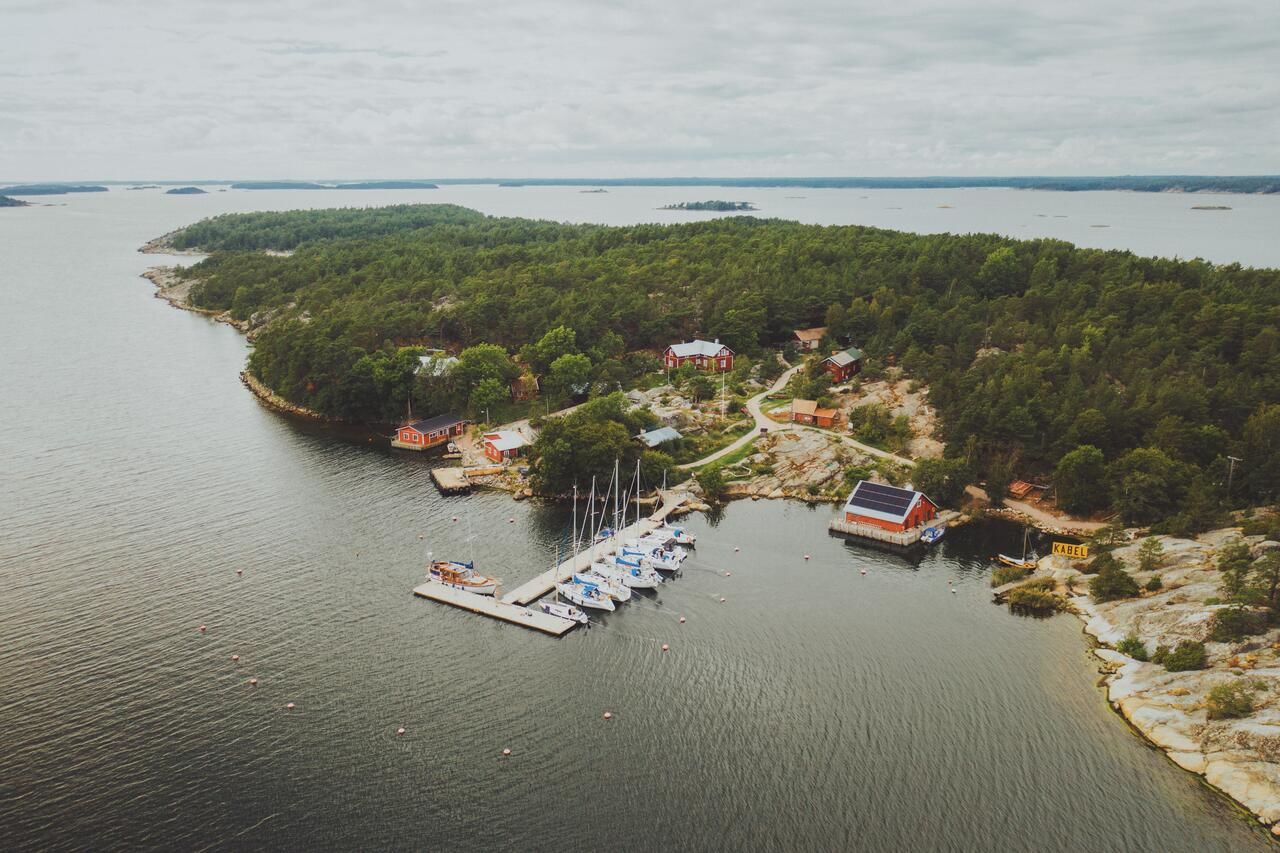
<box><xmin>1191</xmin><ymin>204</ymin><xmax>1232</xmax><ymax>211</ymax></box>
<box><xmin>334</xmin><ymin>181</ymin><xmax>438</xmax><ymax>190</ymax></box>
<box><xmin>229</xmin><ymin>180</ymin><xmax>438</xmax><ymax>190</ymax></box>
<box><xmin>165</xmin><ymin>186</ymin><xmax>207</xmax><ymax>195</ymax></box>
<box><xmin>127</xmin><ymin>185</ymin><xmax>160</xmax><ymax>190</ymax></box>
<box><xmin>579</xmin><ymin>188</ymin><xmax>608</xmax><ymax>193</ymax></box>
<box><xmin>0</xmin><ymin>184</ymin><xmax>108</xmax><ymax>196</ymax></box>
<box><xmin>661</xmin><ymin>200</ymin><xmax>757</xmax><ymax>211</ymax></box>
<box><xmin>0</xmin><ymin>195</ymin><xmax>28</xmax><ymax>207</ymax></box>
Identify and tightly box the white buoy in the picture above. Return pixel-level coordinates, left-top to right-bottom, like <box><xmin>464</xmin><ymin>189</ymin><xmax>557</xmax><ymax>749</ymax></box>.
<box><xmin>235</xmin><ymin>568</ymin><xmax>243</xmax><ymax>575</ymax></box>
<box><xmin>603</xmin><ymin>711</ymin><xmax>613</xmax><ymax>721</ymax></box>
<box><xmin>860</xmin><ymin>568</ymin><xmax>867</xmax><ymax>575</ymax></box>
<box><xmin>679</xmin><ymin>616</ymin><xmax>686</xmax><ymax>624</ymax></box>
<box><xmin>725</xmin><ymin>571</ymin><xmax>732</xmax><ymax>577</ymax></box>
<box><xmin>397</xmin><ymin>727</ymin><xmax>406</xmax><ymax>736</ymax></box>
<box><xmin>804</xmin><ymin>554</ymin><xmax>810</xmax><ymax>560</ymax></box>
<box><xmin>662</xmin><ymin>644</ymin><xmax>670</xmax><ymax>652</ymax></box>
<box><xmin>452</xmin><ymin>516</ymin><xmax>458</xmax><ymax>522</ymax></box>
<box><xmin>502</xmin><ymin>747</ymin><xmax>512</xmax><ymax>756</ymax></box>
<box><xmin>509</xmin><ymin>517</ymin><xmax>515</xmax><ymax>523</ymax></box>
<box><xmin>951</xmin><ymin>588</ymin><xmax>958</xmax><ymax>594</ymax></box>
<box><xmin>719</xmin><ymin>597</ymin><xmax>726</xmax><ymax>603</ymax></box>
<box><xmin>734</xmin><ymin>547</ymin><xmax>740</xmax><ymax>553</ymax></box>
<box><xmin>286</xmin><ymin>702</ymin><xmax>296</xmax><ymax>710</ymax></box>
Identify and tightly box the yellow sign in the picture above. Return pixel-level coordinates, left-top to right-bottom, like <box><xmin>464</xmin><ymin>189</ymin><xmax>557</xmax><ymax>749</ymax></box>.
<box><xmin>1052</xmin><ymin>542</ymin><xmax>1089</xmax><ymax>559</ymax></box>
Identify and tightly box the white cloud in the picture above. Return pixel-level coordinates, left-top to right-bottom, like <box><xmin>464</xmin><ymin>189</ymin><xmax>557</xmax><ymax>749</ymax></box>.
<box><xmin>0</xmin><ymin>0</ymin><xmax>1276</xmax><ymax>179</ymax></box>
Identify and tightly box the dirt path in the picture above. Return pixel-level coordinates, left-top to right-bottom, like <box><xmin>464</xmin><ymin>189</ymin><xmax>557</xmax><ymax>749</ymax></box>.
<box><xmin>965</xmin><ymin>485</ymin><xmax>1108</xmax><ymax>532</ymax></box>
<box><xmin>677</xmin><ymin>364</ymin><xmax>802</xmax><ymax>470</ymax></box>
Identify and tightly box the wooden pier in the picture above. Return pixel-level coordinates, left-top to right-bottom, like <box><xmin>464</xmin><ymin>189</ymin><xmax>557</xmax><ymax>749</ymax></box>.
<box><xmin>412</xmin><ymin>581</ymin><xmax>576</xmax><ymax>636</ymax></box>
<box><xmin>500</xmin><ymin>490</ymin><xmax>693</xmax><ymax>606</ymax></box>
<box><xmin>430</xmin><ymin>467</ymin><xmax>472</xmax><ymax>494</ymax></box>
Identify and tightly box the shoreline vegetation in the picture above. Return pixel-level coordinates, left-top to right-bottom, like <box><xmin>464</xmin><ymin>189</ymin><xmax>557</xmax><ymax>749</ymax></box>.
<box><xmin>661</xmin><ymin>200</ymin><xmax>757</xmax><ymax>211</ymax></box>
<box><xmin>0</xmin><ymin>195</ymin><xmax>29</xmax><ymax>207</ymax></box>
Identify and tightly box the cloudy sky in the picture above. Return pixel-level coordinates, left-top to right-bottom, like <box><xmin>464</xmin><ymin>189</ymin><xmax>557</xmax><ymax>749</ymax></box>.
<box><xmin>2</xmin><ymin>0</ymin><xmax>1275</xmax><ymax>180</ymax></box>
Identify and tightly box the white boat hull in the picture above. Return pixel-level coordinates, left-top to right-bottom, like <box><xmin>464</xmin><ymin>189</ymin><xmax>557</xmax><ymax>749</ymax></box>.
<box><xmin>573</xmin><ymin>572</ymin><xmax>632</xmax><ymax>601</ymax></box>
<box><xmin>598</xmin><ymin>560</ymin><xmax>663</xmax><ymax>589</ymax></box>
<box><xmin>557</xmin><ymin>582</ymin><xmax>615</xmax><ymax>611</ymax></box>
<box><xmin>540</xmin><ymin>600</ymin><xmax>590</xmax><ymax>624</ymax></box>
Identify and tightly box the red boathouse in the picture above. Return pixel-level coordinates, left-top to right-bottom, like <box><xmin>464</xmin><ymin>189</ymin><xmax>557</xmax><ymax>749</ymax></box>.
<box><xmin>392</xmin><ymin>413</ymin><xmax>468</xmax><ymax>451</ymax></box>
<box><xmin>842</xmin><ymin>480</ymin><xmax>937</xmax><ymax>533</ymax></box>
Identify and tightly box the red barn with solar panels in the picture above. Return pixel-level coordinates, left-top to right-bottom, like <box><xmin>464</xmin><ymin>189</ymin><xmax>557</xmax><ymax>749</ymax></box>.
<box><xmin>843</xmin><ymin>480</ymin><xmax>937</xmax><ymax>533</ymax></box>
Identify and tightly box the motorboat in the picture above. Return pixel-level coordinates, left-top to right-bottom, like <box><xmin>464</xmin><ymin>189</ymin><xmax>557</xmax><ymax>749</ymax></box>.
<box><xmin>428</xmin><ymin>560</ymin><xmax>497</xmax><ymax>596</ymax></box>
<box><xmin>921</xmin><ymin>526</ymin><xmax>945</xmax><ymax>545</ymax></box>
<box><xmin>556</xmin><ymin>581</ymin><xmax>615</xmax><ymax>611</ymax></box>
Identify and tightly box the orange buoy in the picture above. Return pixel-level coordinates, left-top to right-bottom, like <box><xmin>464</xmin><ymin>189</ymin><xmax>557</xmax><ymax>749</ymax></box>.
<box><xmin>231</xmin><ymin>654</ymin><xmax>240</xmax><ymax>662</ymax></box>
<box><xmin>452</xmin><ymin>516</ymin><xmax>458</xmax><ymax>522</ymax></box>
<box><xmin>678</xmin><ymin>616</ymin><xmax>686</xmax><ymax>624</ymax></box>
<box><xmin>804</xmin><ymin>554</ymin><xmax>810</xmax><ymax>560</ymax></box>
<box><xmin>662</xmin><ymin>644</ymin><xmax>670</xmax><ymax>652</ymax></box>
<box><xmin>397</xmin><ymin>727</ymin><xmax>406</xmax><ymax>736</ymax></box>
<box><xmin>286</xmin><ymin>702</ymin><xmax>296</xmax><ymax>710</ymax></box>
<box><xmin>249</xmin><ymin>677</ymin><xmax>258</xmax><ymax>686</ymax></box>
<box><xmin>860</xmin><ymin>568</ymin><xmax>867</xmax><ymax>575</ymax></box>
<box><xmin>502</xmin><ymin>747</ymin><xmax>512</xmax><ymax>756</ymax></box>
<box><xmin>603</xmin><ymin>711</ymin><xmax>613</xmax><ymax>720</ymax></box>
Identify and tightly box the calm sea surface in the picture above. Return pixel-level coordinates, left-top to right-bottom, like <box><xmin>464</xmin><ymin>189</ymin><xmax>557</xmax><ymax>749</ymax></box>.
<box><xmin>2</xmin><ymin>188</ymin><xmax>1278</xmax><ymax>851</ymax></box>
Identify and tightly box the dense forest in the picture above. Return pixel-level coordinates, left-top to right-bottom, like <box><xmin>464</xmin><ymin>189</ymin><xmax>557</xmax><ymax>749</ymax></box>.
<box><xmin>0</xmin><ymin>184</ymin><xmax>107</xmax><ymax>195</ymax></box>
<box><xmin>0</xmin><ymin>195</ymin><xmax>28</xmax><ymax>207</ymax></box>
<box><xmin>166</xmin><ymin>204</ymin><xmax>1280</xmax><ymax>525</ymax></box>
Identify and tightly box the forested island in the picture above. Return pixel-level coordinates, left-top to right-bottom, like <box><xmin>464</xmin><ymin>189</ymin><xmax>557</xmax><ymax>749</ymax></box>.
<box><xmin>165</xmin><ymin>186</ymin><xmax>207</xmax><ymax>195</ymax></box>
<box><xmin>229</xmin><ymin>180</ymin><xmax>438</xmax><ymax>190</ymax></box>
<box><xmin>0</xmin><ymin>184</ymin><xmax>108</xmax><ymax>195</ymax></box>
<box><xmin>661</xmin><ymin>200</ymin><xmax>757</xmax><ymax>211</ymax></box>
<box><xmin>0</xmin><ymin>195</ymin><xmax>28</xmax><ymax>207</ymax></box>
<box><xmin>151</xmin><ymin>204</ymin><xmax>1280</xmax><ymax>530</ymax></box>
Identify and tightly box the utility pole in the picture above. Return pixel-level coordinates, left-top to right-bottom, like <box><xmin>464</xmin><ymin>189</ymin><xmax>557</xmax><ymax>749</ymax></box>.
<box><xmin>484</xmin><ymin>406</ymin><xmax>490</xmax><ymax>425</ymax></box>
<box><xmin>1227</xmin><ymin>455</ymin><xmax>1243</xmax><ymax>497</ymax></box>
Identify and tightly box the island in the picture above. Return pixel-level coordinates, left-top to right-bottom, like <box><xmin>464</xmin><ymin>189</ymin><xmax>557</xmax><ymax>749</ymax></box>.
<box><xmin>0</xmin><ymin>183</ymin><xmax>108</xmax><ymax>195</ymax></box>
<box><xmin>661</xmin><ymin>200</ymin><xmax>757</xmax><ymax>211</ymax></box>
<box><xmin>336</xmin><ymin>181</ymin><xmax>438</xmax><ymax>190</ymax></box>
<box><xmin>229</xmin><ymin>181</ymin><xmax>328</xmax><ymax>190</ymax></box>
<box><xmin>1192</xmin><ymin>205</ymin><xmax>1232</xmax><ymax>211</ymax></box>
<box><xmin>165</xmin><ymin>186</ymin><xmax>207</xmax><ymax>195</ymax></box>
<box><xmin>0</xmin><ymin>195</ymin><xmax>29</xmax><ymax>207</ymax></box>
<box><xmin>126</xmin><ymin>185</ymin><xmax>160</xmax><ymax>190</ymax></box>
<box><xmin>579</xmin><ymin>188</ymin><xmax>608</xmax><ymax>193</ymax></box>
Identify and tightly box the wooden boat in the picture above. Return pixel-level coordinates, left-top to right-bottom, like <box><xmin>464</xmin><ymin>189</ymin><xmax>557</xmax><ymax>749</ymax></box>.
<box><xmin>428</xmin><ymin>560</ymin><xmax>497</xmax><ymax>595</ymax></box>
<box><xmin>996</xmin><ymin>529</ymin><xmax>1036</xmax><ymax>570</ymax></box>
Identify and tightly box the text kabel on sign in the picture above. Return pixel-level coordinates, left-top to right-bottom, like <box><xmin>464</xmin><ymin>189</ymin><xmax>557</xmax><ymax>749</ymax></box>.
<box><xmin>1051</xmin><ymin>542</ymin><xmax>1089</xmax><ymax>559</ymax></box>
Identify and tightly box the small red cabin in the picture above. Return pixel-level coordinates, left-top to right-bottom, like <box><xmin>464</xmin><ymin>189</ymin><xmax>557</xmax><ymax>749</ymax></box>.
<box><xmin>392</xmin><ymin>413</ymin><xmax>467</xmax><ymax>451</ymax></box>
<box><xmin>791</xmin><ymin>399</ymin><xmax>839</xmax><ymax>428</ymax></box>
<box><xmin>821</xmin><ymin>346</ymin><xmax>864</xmax><ymax>383</ymax></box>
<box><xmin>664</xmin><ymin>339</ymin><xmax>734</xmax><ymax>373</ymax></box>
<box><xmin>482</xmin><ymin>430</ymin><xmax>527</xmax><ymax>463</ymax></box>
<box><xmin>843</xmin><ymin>480</ymin><xmax>937</xmax><ymax>533</ymax></box>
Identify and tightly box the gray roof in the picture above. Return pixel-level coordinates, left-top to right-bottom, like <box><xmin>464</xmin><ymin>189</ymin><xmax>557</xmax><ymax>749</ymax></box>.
<box><xmin>405</xmin><ymin>413</ymin><xmax>467</xmax><ymax>434</ymax></box>
<box><xmin>668</xmin><ymin>339</ymin><xmax>731</xmax><ymax>358</ymax></box>
<box><xmin>636</xmin><ymin>426</ymin><xmax>683</xmax><ymax>447</ymax></box>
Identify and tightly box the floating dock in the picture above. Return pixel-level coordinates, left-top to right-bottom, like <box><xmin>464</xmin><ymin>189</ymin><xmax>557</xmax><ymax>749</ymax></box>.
<box><xmin>501</xmin><ymin>490</ymin><xmax>693</xmax><ymax>605</ymax></box>
<box><xmin>412</xmin><ymin>581</ymin><xmax>576</xmax><ymax>636</ymax></box>
<box><xmin>430</xmin><ymin>467</ymin><xmax>472</xmax><ymax>494</ymax></box>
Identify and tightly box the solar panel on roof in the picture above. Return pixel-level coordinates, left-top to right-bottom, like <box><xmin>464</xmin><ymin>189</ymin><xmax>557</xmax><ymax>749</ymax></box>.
<box><xmin>848</xmin><ymin>481</ymin><xmax>917</xmax><ymax>518</ymax></box>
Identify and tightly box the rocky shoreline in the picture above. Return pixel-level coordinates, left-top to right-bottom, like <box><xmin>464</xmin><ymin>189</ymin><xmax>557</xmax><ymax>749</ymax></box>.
<box><xmin>1031</xmin><ymin>530</ymin><xmax>1280</xmax><ymax>834</ymax></box>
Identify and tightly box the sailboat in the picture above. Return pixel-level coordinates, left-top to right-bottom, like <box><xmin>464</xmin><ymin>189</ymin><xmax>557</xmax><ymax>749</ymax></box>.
<box><xmin>556</xmin><ymin>579</ymin><xmax>615</xmax><ymax>611</ymax></box>
<box><xmin>538</xmin><ymin>547</ymin><xmax>589</xmax><ymax>624</ymax></box>
<box><xmin>996</xmin><ymin>527</ymin><xmax>1037</xmax><ymax>570</ymax></box>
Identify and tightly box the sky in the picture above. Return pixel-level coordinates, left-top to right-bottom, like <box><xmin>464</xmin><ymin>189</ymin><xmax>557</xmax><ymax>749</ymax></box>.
<box><xmin>2</xmin><ymin>0</ymin><xmax>1276</xmax><ymax>181</ymax></box>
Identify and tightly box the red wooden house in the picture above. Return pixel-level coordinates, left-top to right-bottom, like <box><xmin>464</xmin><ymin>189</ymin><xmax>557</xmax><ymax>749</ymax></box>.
<box><xmin>842</xmin><ymin>480</ymin><xmax>937</xmax><ymax>533</ymax></box>
<box><xmin>391</xmin><ymin>413</ymin><xmax>468</xmax><ymax>451</ymax></box>
<box><xmin>663</xmin><ymin>339</ymin><xmax>734</xmax><ymax>373</ymax></box>
<box><xmin>482</xmin><ymin>430</ymin><xmax>527</xmax><ymax>463</ymax></box>
<box><xmin>820</xmin><ymin>346</ymin><xmax>864</xmax><ymax>383</ymax></box>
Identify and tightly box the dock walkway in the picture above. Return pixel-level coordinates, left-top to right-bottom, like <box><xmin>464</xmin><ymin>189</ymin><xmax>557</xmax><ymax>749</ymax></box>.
<box><xmin>501</xmin><ymin>490</ymin><xmax>693</xmax><ymax>605</ymax></box>
<box><xmin>413</xmin><ymin>581</ymin><xmax>575</xmax><ymax>636</ymax></box>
